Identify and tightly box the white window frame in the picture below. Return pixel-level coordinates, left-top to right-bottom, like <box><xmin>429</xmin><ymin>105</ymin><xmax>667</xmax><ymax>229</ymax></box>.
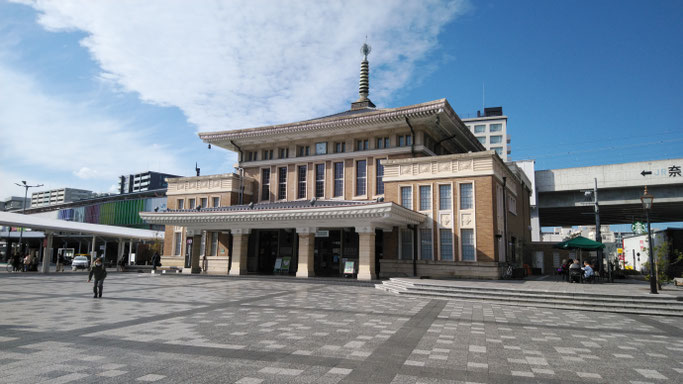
<box><xmin>457</xmin><ymin>180</ymin><xmax>476</xmax><ymax>262</ymax></box>
<box><xmin>353</xmin><ymin>158</ymin><xmax>368</xmax><ymax>199</ymax></box>
<box><xmin>374</xmin><ymin>157</ymin><xmax>387</xmax><ymax>198</ymax></box>
<box><xmin>399</xmin><ymin>228</ymin><xmax>413</xmax><ymax>260</ymax></box>
<box><xmin>296</xmin><ymin>164</ymin><xmax>308</xmax><ymax>200</ymax></box>
<box><xmin>277</xmin><ymin>166</ymin><xmax>288</xmax><ymax>201</ymax></box>
<box><xmin>438</xmin><ymin>228</ymin><xmax>454</xmax><ymax>262</ymax></box>
<box><xmin>419</xmin><ymin>227</ymin><xmax>433</xmax><ymax>261</ymax></box>
<box><xmin>173</xmin><ymin>231</ymin><xmax>183</xmax><ymax>256</ymax></box>
<box><xmin>418</xmin><ymin>184</ymin><xmax>432</xmax><ymax>212</ymax></box>
<box><xmin>332</xmin><ymin>161</ymin><xmax>344</xmax><ymax>199</ymax></box>
<box><xmin>437</xmin><ymin>182</ymin><xmax>452</xmax><ymax>211</ymax></box>
<box><xmin>260</xmin><ymin>167</ymin><xmax>271</xmax><ymax>202</ymax></box>
<box><xmin>177</xmin><ymin>198</ymin><xmax>184</xmax><ymax>210</ymax></box>
<box><xmin>314</xmin><ymin>163</ymin><xmax>325</xmax><ymax>199</ymax></box>
<box><xmin>399</xmin><ymin>185</ymin><xmax>413</xmax><ymax>210</ymax></box>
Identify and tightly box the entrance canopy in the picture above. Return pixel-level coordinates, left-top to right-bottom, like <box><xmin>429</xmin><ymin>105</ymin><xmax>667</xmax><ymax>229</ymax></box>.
<box><xmin>140</xmin><ymin>200</ymin><xmax>425</xmax><ymax>230</ymax></box>
<box><xmin>553</xmin><ymin>236</ymin><xmax>605</xmax><ymax>250</ymax></box>
<box><xmin>0</xmin><ymin>211</ymin><xmax>164</xmax><ymax>240</ymax></box>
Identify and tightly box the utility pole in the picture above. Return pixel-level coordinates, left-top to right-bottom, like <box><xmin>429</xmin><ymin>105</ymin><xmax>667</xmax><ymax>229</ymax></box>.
<box><xmin>593</xmin><ymin>178</ymin><xmax>609</xmax><ymax>282</ymax></box>
<box><xmin>14</xmin><ymin>181</ymin><xmax>43</xmax><ymax>256</ymax></box>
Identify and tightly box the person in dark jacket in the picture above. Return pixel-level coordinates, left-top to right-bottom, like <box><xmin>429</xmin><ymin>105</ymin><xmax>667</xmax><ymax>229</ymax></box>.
<box><xmin>151</xmin><ymin>252</ymin><xmax>160</xmax><ymax>271</ymax></box>
<box><xmin>88</xmin><ymin>257</ymin><xmax>107</xmax><ymax>298</ymax></box>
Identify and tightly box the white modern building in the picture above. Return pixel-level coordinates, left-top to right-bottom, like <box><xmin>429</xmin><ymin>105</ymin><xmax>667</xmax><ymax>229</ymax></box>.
<box><xmin>119</xmin><ymin>171</ymin><xmax>180</xmax><ymax>194</ymax></box>
<box><xmin>31</xmin><ymin>188</ymin><xmax>97</xmax><ymax>208</ymax></box>
<box><xmin>462</xmin><ymin>107</ymin><xmax>511</xmax><ymax>162</ymax></box>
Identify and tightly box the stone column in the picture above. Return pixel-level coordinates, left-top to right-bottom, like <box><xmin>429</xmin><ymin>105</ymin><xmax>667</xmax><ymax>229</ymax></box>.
<box><xmin>41</xmin><ymin>232</ymin><xmax>53</xmax><ymax>273</ymax></box>
<box><xmin>296</xmin><ymin>227</ymin><xmax>315</xmax><ymax>278</ymax></box>
<box><xmin>90</xmin><ymin>235</ymin><xmax>97</xmax><ymax>266</ymax></box>
<box><xmin>117</xmin><ymin>238</ymin><xmax>124</xmax><ymax>270</ymax></box>
<box><xmin>229</xmin><ymin>229</ymin><xmax>250</xmax><ymax>276</ymax></box>
<box><xmin>357</xmin><ymin>226</ymin><xmax>376</xmax><ymax>280</ymax></box>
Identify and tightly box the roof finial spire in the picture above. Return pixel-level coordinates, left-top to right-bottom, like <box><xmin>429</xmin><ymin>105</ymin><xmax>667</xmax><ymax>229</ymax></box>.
<box><xmin>352</xmin><ymin>37</ymin><xmax>376</xmax><ymax>110</ymax></box>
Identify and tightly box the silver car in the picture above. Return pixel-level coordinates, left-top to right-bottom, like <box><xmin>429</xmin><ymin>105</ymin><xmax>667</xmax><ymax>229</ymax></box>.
<box><xmin>71</xmin><ymin>256</ymin><xmax>90</xmax><ymax>270</ymax></box>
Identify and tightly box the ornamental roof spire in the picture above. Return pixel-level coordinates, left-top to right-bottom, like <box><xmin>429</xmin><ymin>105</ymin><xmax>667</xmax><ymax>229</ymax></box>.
<box><xmin>351</xmin><ymin>39</ymin><xmax>376</xmax><ymax>110</ymax></box>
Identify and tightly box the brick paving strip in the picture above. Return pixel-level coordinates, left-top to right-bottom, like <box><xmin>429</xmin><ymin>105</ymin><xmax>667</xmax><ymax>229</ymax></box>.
<box><xmin>339</xmin><ymin>299</ymin><xmax>446</xmax><ymax>384</ymax></box>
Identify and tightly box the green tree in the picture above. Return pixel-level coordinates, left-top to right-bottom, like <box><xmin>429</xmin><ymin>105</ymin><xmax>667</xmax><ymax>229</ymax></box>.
<box><xmin>642</xmin><ymin>241</ymin><xmax>683</xmax><ymax>290</ymax></box>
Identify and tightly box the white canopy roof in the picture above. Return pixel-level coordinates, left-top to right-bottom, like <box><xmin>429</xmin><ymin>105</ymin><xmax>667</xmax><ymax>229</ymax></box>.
<box><xmin>0</xmin><ymin>211</ymin><xmax>163</xmax><ymax>240</ymax></box>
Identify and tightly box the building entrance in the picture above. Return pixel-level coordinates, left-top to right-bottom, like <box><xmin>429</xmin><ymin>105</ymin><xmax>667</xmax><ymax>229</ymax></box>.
<box><xmin>247</xmin><ymin>229</ymin><xmax>297</xmax><ymax>275</ymax></box>
<box><xmin>314</xmin><ymin>229</ymin><xmax>359</xmax><ymax>277</ymax></box>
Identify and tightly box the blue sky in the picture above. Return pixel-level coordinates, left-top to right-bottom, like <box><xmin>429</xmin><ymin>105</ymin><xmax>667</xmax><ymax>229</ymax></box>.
<box><xmin>1</xmin><ymin>0</ymin><xmax>681</xmax><ymax>231</ymax></box>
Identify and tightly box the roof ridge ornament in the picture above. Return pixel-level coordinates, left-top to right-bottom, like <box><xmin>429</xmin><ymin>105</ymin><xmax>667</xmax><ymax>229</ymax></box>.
<box><xmin>351</xmin><ymin>39</ymin><xmax>376</xmax><ymax>110</ymax></box>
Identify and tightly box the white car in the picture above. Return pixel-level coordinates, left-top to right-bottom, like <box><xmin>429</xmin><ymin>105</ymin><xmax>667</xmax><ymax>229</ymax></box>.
<box><xmin>71</xmin><ymin>256</ymin><xmax>90</xmax><ymax>270</ymax></box>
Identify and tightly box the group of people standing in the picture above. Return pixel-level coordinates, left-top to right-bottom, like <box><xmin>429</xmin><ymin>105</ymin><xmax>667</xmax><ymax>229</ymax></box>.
<box><xmin>7</xmin><ymin>252</ymin><xmax>38</xmax><ymax>272</ymax></box>
<box><xmin>560</xmin><ymin>258</ymin><xmax>595</xmax><ymax>283</ymax></box>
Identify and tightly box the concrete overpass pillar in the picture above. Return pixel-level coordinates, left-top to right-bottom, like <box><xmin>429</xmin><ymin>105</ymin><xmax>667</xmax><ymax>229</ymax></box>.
<box><xmin>90</xmin><ymin>235</ymin><xmax>97</xmax><ymax>266</ymax></box>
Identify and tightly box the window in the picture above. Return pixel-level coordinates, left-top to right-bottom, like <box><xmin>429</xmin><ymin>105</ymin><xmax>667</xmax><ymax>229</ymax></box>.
<box><xmin>440</xmin><ymin>229</ymin><xmax>453</xmax><ymax>261</ymax></box>
<box><xmin>210</xmin><ymin>232</ymin><xmax>218</xmax><ymax>256</ymax></box>
<box><xmin>419</xmin><ymin>185</ymin><xmax>431</xmax><ymax>211</ymax></box>
<box><xmin>200</xmin><ymin>197</ymin><xmax>208</xmax><ymax>208</ymax></box>
<box><xmin>492</xmin><ymin>147</ymin><xmax>503</xmax><ymax>156</ymax></box>
<box><xmin>356</xmin><ymin>139</ymin><xmax>368</xmax><ymax>151</ymax></box>
<box><xmin>315</xmin><ymin>163</ymin><xmax>325</xmax><ymax>198</ymax></box>
<box><xmin>356</xmin><ymin>160</ymin><xmax>367</xmax><ymax>196</ymax></box>
<box><xmin>459</xmin><ymin>183</ymin><xmax>473</xmax><ymax>210</ymax></box>
<box><xmin>333</xmin><ymin>162</ymin><xmax>343</xmax><ymax>197</ymax></box>
<box><xmin>461</xmin><ymin>229</ymin><xmax>475</xmax><ymax>261</ymax></box>
<box><xmin>420</xmin><ymin>229</ymin><xmax>433</xmax><ymax>260</ymax></box>
<box><xmin>476</xmin><ymin>136</ymin><xmax>486</xmax><ymax>144</ymax></box>
<box><xmin>315</xmin><ymin>142</ymin><xmax>327</xmax><ymax>155</ymax></box>
<box><xmin>397</xmin><ymin>135</ymin><xmax>412</xmax><ymax>147</ymax></box>
<box><xmin>189</xmin><ymin>198</ymin><xmax>196</xmax><ymax>209</ymax></box>
<box><xmin>400</xmin><ymin>228</ymin><xmax>413</xmax><ymax>260</ymax></box>
<box><xmin>508</xmin><ymin>195</ymin><xmax>517</xmax><ymax>215</ymax></box>
<box><xmin>174</xmin><ymin>232</ymin><xmax>182</xmax><ymax>256</ymax></box>
<box><xmin>297</xmin><ymin>165</ymin><xmax>307</xmax><ymax>199</ymax></box>
<box><xmin>334</xmin><ymin>142</ymin><xmax>346</xmax><ymax>153</ymax></box>
<box><xmin>490</xmin><ymin>135</ymin><xmax>503</xmax><ymax>144</ymax></box>
<box><xmin>376</xmin><ymin>137</ymin><xmax>389</xmax><ymax>149</ymax></box>
<box><xmin>297</xmin><ymin>146</ymin><xmax>310</xmax><ymax>157</ymax></box>
<box><xmin>474</xmin><ymin>125</ymin><xmax>486</xmax><ymax>133</ymax></box>
<box><xmin>376</xmin><ymin>159</ymin><xmax>384</xmax><ymax>195</ymax></box>
<box><xmin>400</xmin><ymin>186</ymin><xmax>412</xmax><ymax>209</ymax></box>
<box><xmin>212</xmin><ymin>197</ymin><xmax>220</xmax><ymax>208</ymax></box>
<box><xmin>177</xmin><ymin>199</ymin><xmax>184</xmax><ymax>210</ymax></box>
<box><xmin>490</xmin><ymin>123</ymin><xmax>502</xmax><ymax>132</ymax></box>
<box><xmin>262</xmin><ymin>149</ymin><xmax>273</xmax><ymax>160</ymax></box>
<box><xmin>278</xmin><ymin>167</ymin><xmax>287</xmax><ymax>200</ymax></box>
<box><xmin>439</xmin><ymin>184</ymin><xmax>451</xmax><ymax>210</ymax></box>
<box><xmin>278</xmin><ymin>147</ymin><xmax>289</xmax><ymax>159</ymax></box>
<box><xmin>261</xmin><ymin>168</ymin><xmax>271</xmax><ymax>201</ymax></box>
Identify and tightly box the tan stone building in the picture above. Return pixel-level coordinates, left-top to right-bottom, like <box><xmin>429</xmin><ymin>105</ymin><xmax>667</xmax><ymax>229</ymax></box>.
<box><xmin>141</xmin><ymin>46</ymin><xmax>531</xmax><ymax>280</ymax></box>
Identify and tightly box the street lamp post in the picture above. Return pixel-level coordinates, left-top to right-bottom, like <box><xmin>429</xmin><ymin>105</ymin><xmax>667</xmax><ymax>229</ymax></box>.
<box><xmin>14</xmin><ymin>181</ymin><xmax>43</xmax><ymax>256</ymax></box>
<box><xmin>640</xmin><ymin>186</ymin><xmax>657</xmax><ymax>294</ymax></box>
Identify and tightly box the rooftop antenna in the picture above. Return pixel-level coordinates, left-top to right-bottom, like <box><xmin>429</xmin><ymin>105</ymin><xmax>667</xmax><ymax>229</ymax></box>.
<box><xmin>482</xmin><ymin>82</ymin><xmax>485</xmax><ymax>113</ymax></box>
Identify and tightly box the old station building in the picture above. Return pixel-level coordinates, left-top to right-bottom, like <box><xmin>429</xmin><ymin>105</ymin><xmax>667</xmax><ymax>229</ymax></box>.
<box><xmin>140</xmin><ymin>45</ymin><xmax>532</xmax><ymax>280</ymax></box>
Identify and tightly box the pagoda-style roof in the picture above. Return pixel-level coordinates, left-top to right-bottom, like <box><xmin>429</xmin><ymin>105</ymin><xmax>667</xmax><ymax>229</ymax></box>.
<box><xmin>198</xmin><ymin>98</ymin><xmax>484</xmax><ymax>154</ymax></box>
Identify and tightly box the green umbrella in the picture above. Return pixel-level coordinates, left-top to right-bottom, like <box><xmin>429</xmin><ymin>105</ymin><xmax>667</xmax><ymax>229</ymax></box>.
<box><xmin>553</xmin><ymin>236</ymin><xmax>605</xmax><ymax>250</ymax></box>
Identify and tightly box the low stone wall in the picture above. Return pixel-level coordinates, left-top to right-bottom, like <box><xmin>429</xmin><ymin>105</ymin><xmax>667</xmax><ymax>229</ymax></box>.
<box><xmin>160</xmin><ymin>255</ymin><xmax>184</xmax><ymax>269</ymax></box>
<box><xmin>380</xmin><ymin>259</ymin><xmax>501</xmax><ymax>280</ymax></box>
<box><xmin>206</xmin><ymin>256</ymin><xmax>230</xmax><ymax>275</ymax></box>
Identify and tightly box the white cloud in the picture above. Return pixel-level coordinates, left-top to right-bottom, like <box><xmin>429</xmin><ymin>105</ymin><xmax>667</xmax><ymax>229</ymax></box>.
<box><xmin>17</xmin><ymin>0</ymin><xmax>467</xmax><ymax>131</ymax></box>
<box><xmin>0</xmin><ymin>63</ymin><xmax>182</xmax><ymax>194</ymax></box>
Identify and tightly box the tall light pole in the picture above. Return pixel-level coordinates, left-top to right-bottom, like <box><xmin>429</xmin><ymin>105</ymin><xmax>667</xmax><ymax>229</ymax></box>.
<box><xmin>14</xmin><ymin>181</ymin><xmax>43</xmax><ymax>256</ymax></box>
<box><xmin>640</xmin><ymin>186</ymin><xmax>657</xmax><ymax>294</ymax></box>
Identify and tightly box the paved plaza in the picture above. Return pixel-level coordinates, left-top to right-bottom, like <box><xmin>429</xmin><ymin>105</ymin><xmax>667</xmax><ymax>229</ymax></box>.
<box><xmin>0</xmin><ymin>273</ymin><xmax>682</xmax><ymax>384</ymax></box>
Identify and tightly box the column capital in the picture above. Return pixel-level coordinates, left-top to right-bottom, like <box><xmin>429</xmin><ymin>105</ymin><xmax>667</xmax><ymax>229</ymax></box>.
<box><xmin>355</xmin><ymin>226</ymin><xmax>375</xmax><ymax>234</ymax></box>
<box><xmin>230</xmin><ymin>228</ymin><xmax>251</xmax><ymax>235</ymax></box>
<box><xmin>296</xmin><ymin>227</ymin><xmax>316</xmax><ymax>234</ymax></box>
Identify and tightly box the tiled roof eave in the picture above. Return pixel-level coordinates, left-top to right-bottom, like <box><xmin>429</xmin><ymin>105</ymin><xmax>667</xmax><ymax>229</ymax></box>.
<box><xmin>199</xmin><ymin>102</ymin><xmax>446</xmax><ymax>143</ymax></box>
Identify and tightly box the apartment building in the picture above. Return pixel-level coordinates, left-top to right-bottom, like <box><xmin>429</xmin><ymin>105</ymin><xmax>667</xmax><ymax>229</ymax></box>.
<box><xmin>462</xmin><ymin>107</ymin><xmax>511</xmax><ymax>161</ymax></box>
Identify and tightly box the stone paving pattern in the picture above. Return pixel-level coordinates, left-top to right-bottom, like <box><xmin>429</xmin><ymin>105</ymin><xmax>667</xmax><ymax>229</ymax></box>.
<box><xmin>0</xmin><ymin>273</ymin><xmax>682</xmax><ymax>383</ymax></box>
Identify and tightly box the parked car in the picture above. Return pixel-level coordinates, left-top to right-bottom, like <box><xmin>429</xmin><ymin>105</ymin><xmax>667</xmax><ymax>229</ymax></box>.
<box><xmin>71</xmin><ymin>255</ymin><xmax>90</xmax><ymax>270</ymax></box>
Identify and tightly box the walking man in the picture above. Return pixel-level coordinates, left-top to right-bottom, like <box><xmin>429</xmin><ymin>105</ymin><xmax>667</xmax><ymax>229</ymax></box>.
<box><xmin>88</xmin><ymin>257</ymin><xmax>107</xmax><ymax>298</ymax></box>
